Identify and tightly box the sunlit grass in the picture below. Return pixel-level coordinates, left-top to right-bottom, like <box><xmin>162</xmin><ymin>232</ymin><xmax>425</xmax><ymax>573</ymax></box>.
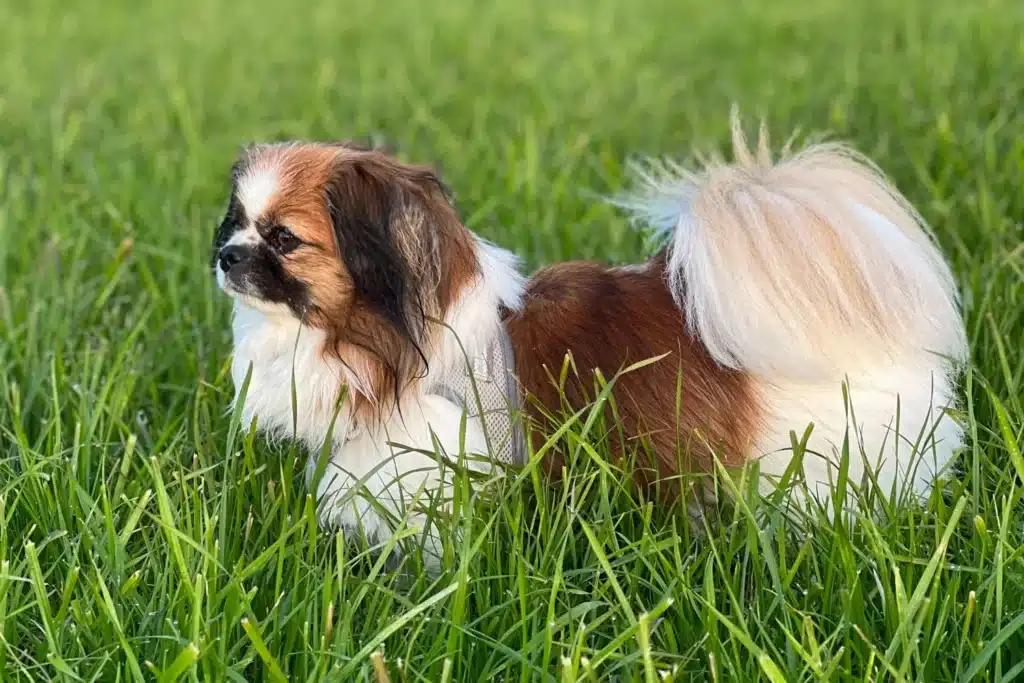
<box><xmin>0</xmin><ymin>0</ymin><xmax>1022</xmax><ymax>680</ymax></box>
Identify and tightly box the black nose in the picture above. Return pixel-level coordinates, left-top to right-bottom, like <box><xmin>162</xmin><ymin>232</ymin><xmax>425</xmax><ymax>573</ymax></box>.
<box><xmin>218</xmin><ymin>245</ymin><xmax>246</xmax><ymax>272</ymax></box>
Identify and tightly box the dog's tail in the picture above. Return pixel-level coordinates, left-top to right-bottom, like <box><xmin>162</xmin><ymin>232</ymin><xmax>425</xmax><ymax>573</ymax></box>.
<box><xmin>618</xmin><ymin>111</ymin><xmax>967</xmax><ymax>381</ymax></box>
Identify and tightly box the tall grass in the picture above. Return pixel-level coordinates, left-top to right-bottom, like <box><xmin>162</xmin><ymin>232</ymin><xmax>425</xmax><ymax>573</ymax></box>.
<box><xmin>0</xmin><ymin>0</ymin><xmax>1022</xmax><ymax>679</ymax></box>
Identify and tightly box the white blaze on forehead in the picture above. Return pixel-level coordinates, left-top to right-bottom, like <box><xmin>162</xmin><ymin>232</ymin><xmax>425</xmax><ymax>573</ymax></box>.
<box><xmin>227</xmin><ymin>164</ymin><xmax>281</xmax><ymax>247</ymax></box>
<box><xmin>238</xmin><ymin>164</ymin><xmax>280</xmax><ymax>219</ymax></box>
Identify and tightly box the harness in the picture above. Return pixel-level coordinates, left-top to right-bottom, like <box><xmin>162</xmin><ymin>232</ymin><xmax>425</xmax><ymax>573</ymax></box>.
<box><xmin>428</xmin><ymin>325</ymin><xmax>527</xmax><ymax>466</ymax></box>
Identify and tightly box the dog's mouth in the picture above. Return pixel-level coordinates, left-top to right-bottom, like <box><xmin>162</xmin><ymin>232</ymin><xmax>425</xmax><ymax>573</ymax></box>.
<box><xmin>215</xmin><ymin>268</ymin><xmax>257</xmax><ymax>304</ymax></box>
<box><xmin>215</xmin><ymin>266</ymin><xmax>239</xmax><ymax>296</ymax></box>
<box><xmin>216</xmin><ymin>268</ymin><xmax>297</xmax><ymax>317</ymax></box>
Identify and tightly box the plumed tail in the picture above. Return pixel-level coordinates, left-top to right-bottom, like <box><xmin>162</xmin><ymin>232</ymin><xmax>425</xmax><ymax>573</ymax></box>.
<box><xmin>618</xmin><ymin>110</ymin><xmax>968</xmax><ymax>381</ymax></box>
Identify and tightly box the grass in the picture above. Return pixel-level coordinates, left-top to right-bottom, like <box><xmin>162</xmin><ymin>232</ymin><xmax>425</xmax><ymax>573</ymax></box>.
<box><xmin>1</xmin><ymin>0</ymin><xmax>1023</xmax><ymax>680</ymax></box>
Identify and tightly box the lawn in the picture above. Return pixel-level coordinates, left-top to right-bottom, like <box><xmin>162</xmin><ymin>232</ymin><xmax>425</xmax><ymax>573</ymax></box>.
<box><xmin>1</xmin><ymin>0</ymin><xmax>1023</xmax><ymax>680</ymax></box>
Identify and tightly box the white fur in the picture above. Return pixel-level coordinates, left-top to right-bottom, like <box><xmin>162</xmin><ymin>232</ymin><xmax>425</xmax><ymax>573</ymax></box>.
<box><xmin>229</xmin><ymin>304</ymin><xmax>351</xmax><ymax>451</ymax></box>
<box><xmin>427</xmin><ymin>237</ymin><xmax>526</xmax><ymax>385</ymax></box>
<box><xmin>224</xmin><ymin>239</ymin><xmax>526</xmax><ymax>568</ymax></box>
<box><xmin>223</xmin><ymin>227</ymin><xmax>261</xmax><ymax>248</ymax></box>
<box><xmin>756</xmin><ymin>364</ymin><xmax>962</xmax><ymax>506</ymax></box>
<box><xmin>225</xmin><ymin>165</ymin><xmax>279</xmax><ymax>248</ymax></box>
<box><xmin>622</xmin><ymin>157</ymin><xmax>966</xmax><ymax>380</ymax></box>
<box><xmin>237</xmin><ymin>165</ymin><xmax>280</xmax><ymax>225</ymax></box>
<box><xmin>621</xmin><ymin>115</ymin><xmax>968</xmax><ymax>507</ymax></box>
<box><xmin>311</xmin><ymin>393</ymin><xmax>492</xmax><ymax>557</ymax></box>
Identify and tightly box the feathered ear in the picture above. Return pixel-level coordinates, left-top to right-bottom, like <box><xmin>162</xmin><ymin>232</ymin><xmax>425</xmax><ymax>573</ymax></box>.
<box><xmin>321</xmin><ymin>156</ymin><xmax>437</xmax><ymax>417</ymax></box>
<box><xmin>324</xmin><ymin>157</ymin><xmax>425</xmax><ymax>345</ymax></box>
<box><xmin>321</xmin><ymin>153</ymin><xmax>480</xmax><ymax>418</ymax></box>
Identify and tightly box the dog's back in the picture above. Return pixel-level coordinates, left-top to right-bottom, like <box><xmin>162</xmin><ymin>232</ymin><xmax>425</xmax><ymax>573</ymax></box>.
<box><xmin>509</xmin><ymin>112</ymin><xmax>967</xmax><ymax>507</ymax></box>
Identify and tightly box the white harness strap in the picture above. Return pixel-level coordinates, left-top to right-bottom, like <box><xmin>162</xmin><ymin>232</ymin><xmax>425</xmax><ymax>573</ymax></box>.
<box><xmin>429</xmin><ymin>325</ymin><xmax>526</xmax><ymax>466</ymax></box>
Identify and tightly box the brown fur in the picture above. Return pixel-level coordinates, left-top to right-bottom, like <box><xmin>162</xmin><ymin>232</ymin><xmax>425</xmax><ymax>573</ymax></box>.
<box><xmin>505</xmin><ymin>253</ymin><xmax>762</xmax><ymax>489</ymax></box>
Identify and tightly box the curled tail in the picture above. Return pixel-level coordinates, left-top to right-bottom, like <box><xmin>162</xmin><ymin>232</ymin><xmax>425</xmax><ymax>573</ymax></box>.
<box><xmin>620</xmin><ymin>111</ymin><xmax>968</xmax><ymax>381</ymax></box>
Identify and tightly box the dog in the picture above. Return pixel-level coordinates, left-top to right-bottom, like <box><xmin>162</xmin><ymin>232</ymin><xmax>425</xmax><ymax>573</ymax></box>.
<box><xmin>211</xmin><ymin>115</ymin><xmax>967</xmax><ymax>564</ymax></box>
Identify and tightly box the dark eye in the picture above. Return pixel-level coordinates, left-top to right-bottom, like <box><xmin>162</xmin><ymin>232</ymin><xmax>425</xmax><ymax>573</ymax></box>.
<box><xmin>268</xmin><ymin>225</ymin><xmax>300</xmax><ymax>254</ymax></box>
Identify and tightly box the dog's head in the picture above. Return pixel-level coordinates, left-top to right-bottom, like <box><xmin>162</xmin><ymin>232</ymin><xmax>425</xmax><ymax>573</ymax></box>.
<box><xmin>211</xmin><ymin>141</ymin><xmax>479</xmax><ymax>415</ymax></box>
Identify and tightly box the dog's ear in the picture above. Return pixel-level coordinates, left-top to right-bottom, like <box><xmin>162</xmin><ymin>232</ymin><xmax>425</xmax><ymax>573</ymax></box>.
<box><xmin>321</xmin><ymin>154</ymin><xmax>478</xmax><ymax>416</ymax></box>
<box><xmin>322</xmin><ymin>155</ymin><xmax>450</xmax><ymax>416</ymax></box>
<box><xmin>324</xmin><ymin>157</ymin><xmax>422</xmax><ymax>344</ymax></box>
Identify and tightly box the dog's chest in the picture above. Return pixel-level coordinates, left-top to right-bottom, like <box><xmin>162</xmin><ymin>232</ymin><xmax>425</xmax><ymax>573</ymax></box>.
<box><xmin>229</xmin><ymin>304</ymin><xmax>347</xmax><ymax>448</ymax></box>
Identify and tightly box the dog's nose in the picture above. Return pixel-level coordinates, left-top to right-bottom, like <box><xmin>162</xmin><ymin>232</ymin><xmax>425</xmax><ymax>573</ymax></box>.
<box><xmin>218</xmin><ymin>245</ymin><xmax>246</xmax><ymax>272</ymax></box>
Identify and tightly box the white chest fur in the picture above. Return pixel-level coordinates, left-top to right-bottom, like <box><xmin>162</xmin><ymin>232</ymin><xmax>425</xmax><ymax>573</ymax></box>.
<box><xmin>230</xmin><ymin>303</ymin><xmax>351</xmax><ymax>450</ymax></box>
<box><xmin>229</xmin><ymin>302</ymin><xmax>497</xmax><ymax>564</ymax></box>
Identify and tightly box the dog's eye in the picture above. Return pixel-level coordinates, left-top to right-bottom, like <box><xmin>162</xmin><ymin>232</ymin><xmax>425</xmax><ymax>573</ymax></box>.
<box><xmin>268</xmin><ymin>226</ymin><xmax>300</xmax><ymax>254</ymax></box>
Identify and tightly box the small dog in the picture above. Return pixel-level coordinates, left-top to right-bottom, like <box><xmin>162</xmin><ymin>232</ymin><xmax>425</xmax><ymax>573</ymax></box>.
<box><xmin>211</xmin><ymin>116</ymin><xmax>967</xmax><ymax>562</ymax></box>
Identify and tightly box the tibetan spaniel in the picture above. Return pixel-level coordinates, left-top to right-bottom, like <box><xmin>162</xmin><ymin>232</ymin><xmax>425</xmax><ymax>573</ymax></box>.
<box><xmin>211</xmin><ymin>116</ymin><xmax>967</xmax><ymax>565</ymax></box>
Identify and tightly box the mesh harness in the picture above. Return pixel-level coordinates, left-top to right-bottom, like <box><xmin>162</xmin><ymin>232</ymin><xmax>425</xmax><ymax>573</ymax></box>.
<box><xmin>427</xmin><ymin>325</ymin><xmax>527</xmax><ymax>466</ymax></box>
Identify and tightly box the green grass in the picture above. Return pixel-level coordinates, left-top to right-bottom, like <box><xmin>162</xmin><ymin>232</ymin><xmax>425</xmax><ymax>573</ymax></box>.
<box><xmin>1</xmin><ymin>0</ymin><xmax>1023</xmax><ymax>680</ymax></box>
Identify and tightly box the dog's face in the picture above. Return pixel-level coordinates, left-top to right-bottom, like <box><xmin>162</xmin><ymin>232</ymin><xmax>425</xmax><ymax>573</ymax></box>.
<box><xmin>212</xmin><ymin>144</ymin><xmax>348</xmax><ymax>319</ymax></box>
<box><xmin>212</xmin><ymin>142</ymin><xmax>478</xmax><ymax>411</ymax></box>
